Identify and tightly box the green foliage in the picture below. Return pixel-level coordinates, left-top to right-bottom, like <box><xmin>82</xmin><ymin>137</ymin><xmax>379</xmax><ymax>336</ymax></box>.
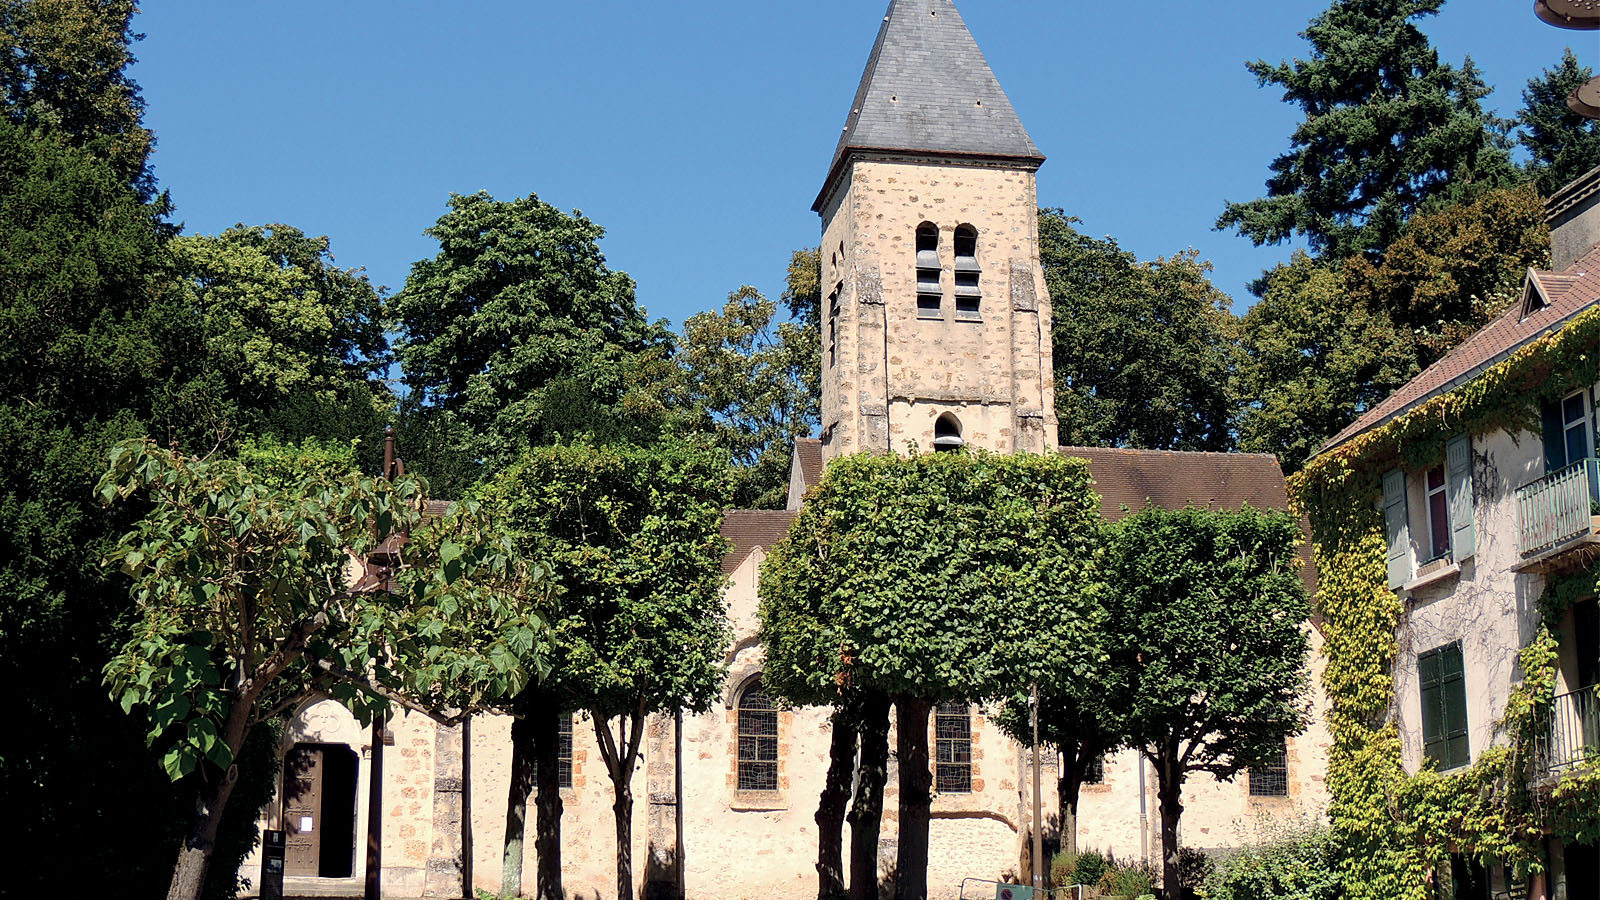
<box><xmin>678</xmin><ymin>283</ymin><xmax>819</xmax><ymax>509</ymax></box>
<box><xmin>1107</xmin><ymin>505</ymin><xmax>1311</xmax><ymax>779</ymax></box>
<box><xmin>482</xmin><ymin>442</ymin><xmax>733</xmax><ymax>720</ymax></box>
<box><xmin>757</xmin><ymin>450</ymin><xmax>1103</xmax><ymax>708</ymax></box>
<box><xmin>1100</xmin><ymin>860</ymin><xmax>1157</xmax><ymax>899</ymax></box>
<box><xmin>1200</xmin><ymin>823</ymin><xmax>1342</xmax><ymax>900</ymax></box>
<box><xmin>389</xmin><ymin>191</ymin><xmax>673</xmax><ymax>465</ymax></box>
<box><xmin>1218</xmin><ymin>0</ymin><xmax>1516</xmax><ymax>260</ymax></box>
<box><xmin>1040</xmin><ymin>209</ymin><xmax>1237</xmax><ymax>452</ymax></box>
<box><xmin>1236</xmin><ymin>186</ymin><xmax>1547</xmax><ymax>472</ymax></box>
<box><xmin>101</xmin><ymin>438</ymin><xmax>549</xmax><ymax>781</ymax></box>
<box><xmin>0</xmin><ymin>0</ymin><xmax>153</xmax><ymax>193</ymax></box>
<box><xmin>1517</xmin><ymin>49</ymin><xmax>1600</xmax><ymax>198</ymax></box>
<box><xmin>170</xmin><ymin>224</ymin><xmax>391</xmax><ymax>432</ymax></box>
<box><xmin>1052</xmin><ymin>848</ymin><xmax>1107</xmax><ymax>888</ymax></box>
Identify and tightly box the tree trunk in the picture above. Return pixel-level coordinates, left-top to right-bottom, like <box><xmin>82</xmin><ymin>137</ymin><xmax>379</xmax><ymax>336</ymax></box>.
<box><xmin>849</xmin><ymin>692</ymin><xmax>891</xmax><ymax>900</ymax></box>
<box><xmin>502</xmin><ymin>712</ymin><xmax>537</xmax><ymax>897</ymax></box>
<box><xmin>817</xmin><ymin>704</ymin><xmax>858</xmax><ymax>900</ymax></box>
<box><xmin>595</xmin><ymin>707</ymin><xmax>647</xmax><ymax>900</ymax></box>
<box><xmin>167</xmin><ymin>699</ymin><xmax>253</xmax><ymax>900</ymax></box>
<box><xmin>893</xmin><ymin>696</ymin><xmax>934</xmax><ymax>900</ymax></box>
<box><xmin>1155</xmin><ymin>757</ymin><xmax>1185</xmax><ymax>900</ymax></box>
<box><xmin>532</xmin><ymin>711</ymin><xmax>565</xmax><ymax>900</ymax></box>
<box><xmin>1057</xmin><ymin>774</ymin><xmax>1079</xmax><ymax>857</ymax></box>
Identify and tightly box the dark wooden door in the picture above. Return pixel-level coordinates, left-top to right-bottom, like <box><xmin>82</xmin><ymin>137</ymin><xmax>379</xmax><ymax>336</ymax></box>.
<box><xmin>283</xmin><ymin>745</ymin><xmax>324</xmax><ymax>876</ymax></box>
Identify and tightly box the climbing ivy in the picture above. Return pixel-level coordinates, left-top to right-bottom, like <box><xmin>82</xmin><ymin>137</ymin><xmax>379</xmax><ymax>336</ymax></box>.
<box><xmin>1290</xmin><ymin>302</ymin><xmax>1600</xmax><ymax>895</ymax></box>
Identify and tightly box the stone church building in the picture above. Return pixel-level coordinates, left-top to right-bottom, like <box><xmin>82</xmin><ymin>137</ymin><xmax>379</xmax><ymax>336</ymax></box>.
<box><xmin>245</xmin><ymin>2</ymin><xmax>1330</xmax><ymax>897</ymax></box>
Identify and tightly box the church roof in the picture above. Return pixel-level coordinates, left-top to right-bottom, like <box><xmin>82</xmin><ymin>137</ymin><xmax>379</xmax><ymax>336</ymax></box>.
<box><xmin>719</xmin><ymin>509</ymin><xmax>798</xmax><ymax>576</ymax></box>
<box><xmin>817</xmin><ymin>0</ymin><xmax>1043</xmax><ymax>208</ymax></box>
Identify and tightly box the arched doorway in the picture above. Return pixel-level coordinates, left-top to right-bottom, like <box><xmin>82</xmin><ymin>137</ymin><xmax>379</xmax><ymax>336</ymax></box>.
<box><xmin>283</xmin><ymin>743</ymin><xmax>359</xmax><ymax>878</ymax></box>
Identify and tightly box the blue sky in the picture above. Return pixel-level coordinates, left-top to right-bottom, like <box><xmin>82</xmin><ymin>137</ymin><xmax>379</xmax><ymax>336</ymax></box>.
<box><xmin>130</xmin><ymin>1</ymin><xmax>1592</xmax><ymax>329</ymax></box>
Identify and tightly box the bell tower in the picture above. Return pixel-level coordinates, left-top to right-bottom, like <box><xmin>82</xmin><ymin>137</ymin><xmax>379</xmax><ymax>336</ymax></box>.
<box><xmin>815</xmin><ymin>0</ymin><xmax>1057</xmax><ymax>461</ymax></box>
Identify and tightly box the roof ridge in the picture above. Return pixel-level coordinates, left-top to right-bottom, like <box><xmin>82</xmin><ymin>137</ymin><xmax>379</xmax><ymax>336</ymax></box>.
<box><xmin>1058</xmin><ymin>445</ymin><xmax>1280</xmax><ymax>461</ymax></box>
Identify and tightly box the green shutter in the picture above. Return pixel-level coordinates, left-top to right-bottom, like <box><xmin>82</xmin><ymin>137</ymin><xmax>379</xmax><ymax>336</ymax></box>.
<box><xmin>1384</xmin><ymin>469</ymin><xmax>1411</xmax><ymax>590</ymax></box>
<box><xmin>1544</xmin><ymin>400</ymin><xmax>1568</xmax><ymax>473</ymax></box>
<box><xmin>1440</xmin><ymin>644</ymin><xmax>1470</xmax><ymax>769</ymax></box>
<box><xmin>1446</xmin><ymin>436</ymin><xmax>1475</xmax><ymax>562</ymax></box>
<box><xmin>1420</xmin><ymin>648</ymin><xmax>1445</xmax><ymax>765</ymax></box>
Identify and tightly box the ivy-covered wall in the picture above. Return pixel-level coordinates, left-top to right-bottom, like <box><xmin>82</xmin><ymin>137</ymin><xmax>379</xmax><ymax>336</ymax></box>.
<box><xmin>1290</xmin><ymin>304</ymin><xmax>1600</xmax><ymax>896</ymax></box>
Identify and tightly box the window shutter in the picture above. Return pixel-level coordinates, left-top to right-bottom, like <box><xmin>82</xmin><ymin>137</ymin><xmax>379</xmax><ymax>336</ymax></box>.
<box><xmin>1543</xmin><ymin>400</ymin><xmax>1567</xmax><ymax>473</ymax></box>
<box><xmin>1446</xmin><ymin>435</ymin><xmax>1475</xmax><ymax>562</ymax></box>
<box><xmin>1440</xmin><ymin>644</ymin><xmax>1470</xmax><ymax>770</ymax></box>
<box><xmin>1383</xmin><ymin>468</ymin><xmax>1411</xmax><ymax>590</ymax></box>
<box><xmin>1419</xmin><ymin>649</ymin><xmax>1445</xmax><ymax>765</ymax></box>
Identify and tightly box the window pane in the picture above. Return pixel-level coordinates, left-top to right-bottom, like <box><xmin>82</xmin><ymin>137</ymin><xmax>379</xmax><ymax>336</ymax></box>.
<box><xmin>934</xmin><ymin>703</ymin><xmax>972</xmax><ymax>794</ymax></box>
<box><xmin>1248</xmin><ymin>742</ymin><xmax>1289</xmax><ymax>797</ymax></box>
<box><xmin>737</xmin><ymin>682</ymin><xmax>779</xmax><ymax>791</ymax></box>
<box><xmin>558</xmin><ymin>714</ymin><xmax>574</xmax><ymax>788</ymax></box>
<box><xmin>1429</xmin><ymin>487</ymin><xmax>1451</xmax><ymax>560</ymax></box>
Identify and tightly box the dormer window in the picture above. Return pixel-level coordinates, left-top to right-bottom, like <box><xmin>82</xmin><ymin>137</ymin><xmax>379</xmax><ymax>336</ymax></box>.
<box><xmin>933</xmin><ymin>413</ymin><xmax>964</xmax><ymax>452</ymax></box>
<box><xmin>916</xmin><ymin>223</ymin><xmax>942</xmax><ymax>318</ymax></box>
<box><xmin>953</xmin><ymin>225</ymin><xmax>981</xmax><ymax>319</ymax></box>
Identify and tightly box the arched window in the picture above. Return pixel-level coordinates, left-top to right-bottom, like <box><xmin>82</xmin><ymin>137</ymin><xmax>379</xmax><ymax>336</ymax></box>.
<box><xmin>953</xmin><ymin>225</ymin><xmax>981</xmax><ymax>319</ymax></box>
<box><xmin>916</xmin><ymin>222</ymin><xmax>942</xmax><ymax>318</ymax></box>
<box><xmin>827</xmin><ymin>287</ymin><xmax>841</xmax><ymax>368</ymax></box>
<box><xmin>933</xmin><ymin>413</ymin><xmax>964</xmax><ymax>452</ymax></box>
<box><xmin>934</xmin><ymin>702</ymin><xmax>972</xmax><ymax>793</ymax></box>
<box><xmin>737</xmin><ymin>679</ymin><xmax>779</xmax><ymax>791</ymax></box>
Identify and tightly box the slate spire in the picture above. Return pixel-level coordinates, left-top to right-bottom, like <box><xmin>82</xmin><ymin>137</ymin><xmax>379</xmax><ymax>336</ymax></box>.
<box><xmin>820</xmin><ymin>0</ymin><xmax>1043</xmax><ymax>203</ymax></box>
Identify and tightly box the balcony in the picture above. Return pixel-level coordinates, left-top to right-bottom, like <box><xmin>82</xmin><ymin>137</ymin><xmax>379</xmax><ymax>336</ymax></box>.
<box><xmin>1536</xmin><ymin>683</ymin><xmax>1600</xmax><ymax>775</ymax></box>
<box><xmin>1514</xmin><ymin>458</ymin><xmax>1600</xmax><ymax>569</ymax></box>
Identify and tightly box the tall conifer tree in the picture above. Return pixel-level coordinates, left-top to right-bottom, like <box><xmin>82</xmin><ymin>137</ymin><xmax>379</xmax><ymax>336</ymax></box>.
<box><xmin>1518</xmin><ymin>49</ymin><xmax>1600</xmax><ymax>198</ymax></box>
<box><xmin>1218</xmin><ymin>0</ymin><xmax>1515</xmax><ymax>261</ymax></box>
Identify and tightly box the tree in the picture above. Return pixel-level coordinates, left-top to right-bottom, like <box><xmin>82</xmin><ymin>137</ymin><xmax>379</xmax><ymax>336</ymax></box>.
<box><xmin>170</xmin><ymin>224</ymin><xmax>392</xmax><ymax>440</ymax></box>
<box><xmin>1517</xmin><ymin>49</ymin><xmax>1600</xmax><ymax>198</ymax></box>
<box><xmin>1102</xmin><ymin>505</ymin><xmax>1311</xmax><ymax>898</ymax></box>
<box><xmin>1235</xmin><ymin>186</ymin><xmax>1548</xmax><ymax>471</ymax></box>
<box><xmin>1041</xmin><ymin>210</ymin><xmax>1238</xmax><ymax>451</ymax></box>
<box><xmin>1217</xmin><ymin>0</ymin><xmax>1515</xmax><ymax>260</ymax></box>
<box><xmin>0</xmin><ymin>0</ymin><xmax>154</xmax><ymax>193</ymax></box>
<box><xmin>389</xmin><ymin>191</ymin><xmax>673</xmax><ymax>465</ymax></box>
<box><xmin>759</xmin><ymin>450</ymin><xmax>1103</xmax><ymax>900</ymax></box>
<box><xmin>484</xmin><ymin>443</ymin><xmax>732</xmax><ymax>900</ymax></box>
<box><xmin>678</xmin><ymin>284</ymin><xmax>820</xmax><ymax>508</ymax></box>
<box><xmin>100</xmin><ymin>438</ymin><xmax>549</xmax><ymax>900</ymax></box>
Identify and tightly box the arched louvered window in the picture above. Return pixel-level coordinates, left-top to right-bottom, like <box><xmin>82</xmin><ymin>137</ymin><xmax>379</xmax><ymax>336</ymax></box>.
<box><xmin>934</xmin><ymin>701</ymin><xmax>972</xmax><ymax>793</ymax></box>
<box><xmin>933</xmin><ymin>413</ymin><xmax>964</xmax><ymax>452</ymax></box>
<box><xmin>737</xmin><ymin>679</ymin><xmax>779</xmax><ymax>791</ymax></box>
<box><xmin>916</xmin><ymin>222</ymin><xmax>942</xmax><ymax>318</ymax></box>
<box><xmin>953</xmin><ymin>225</ymin><xmax>981</xmax><ymax>319</ymax></box>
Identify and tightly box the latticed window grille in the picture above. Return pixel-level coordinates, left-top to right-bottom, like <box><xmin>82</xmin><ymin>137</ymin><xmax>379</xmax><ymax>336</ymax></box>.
<box><xmin>557</xmin><ymin>714</ymin><xmax>574</xmax><ymax>789</ymax></box>
<box><xmin>934</xmin><ymin>702</ymin><xmax>972</xmax><ymax>793</ymax></box>
<box><xmin>1082</xmin><ymin>752</ymin><xmax>1105</xmax><ymax>785</ymax></box>
<box><xmin>1248</xmin><ymin>741</ymin><xmax>1289</xmax><ymax>797</ymax></box>
<box><xmin>737</xmin><ymin>681</ymin><xmax>779</xmax><ymax>791</ymax></box>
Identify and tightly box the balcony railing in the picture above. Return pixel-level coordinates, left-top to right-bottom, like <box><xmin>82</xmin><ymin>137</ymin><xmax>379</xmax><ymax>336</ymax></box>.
<box><xmin>1537</xmin><ymin>683</ymin><xmax>1600</xmax><ymax>775</ymax></box>
<box><xmin>1515</xmin><ymin>457</ymin><xmax>1600</xmax><ymax>557</ymax></box>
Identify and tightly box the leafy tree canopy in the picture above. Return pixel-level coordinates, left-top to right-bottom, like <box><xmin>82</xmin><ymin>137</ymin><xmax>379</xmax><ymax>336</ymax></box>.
<box><xmin>0</xmin><ymin>0</ymin><xmax>153</xmax><ymax>193</ymax></box>
<box><xmin>389</xmin><ymin>191</ymin><xmax>673</xmax><ymax>465</ymax></box>
<box><xmin>678</xmin><ymin>284</ymin><xmax>820</xmax><ymax>509</ymax></box>
<box><xmin>758</xmin><ymin>450</ymin><xmax>1103</xmax><ymax>706</ymax></box>
<box><xmin>1042</xmin><ymin>209</ymin><xmax>1238</xmax><ymax>452</ymax></box>
<box><xmin>1217</xmin><ymin>0</ymin><xmax>1516</xmax><ymax>260</ymax></box>
<box><xmin>1517</xmin><ymin>48</ymin><xmax>1600</xmax><ymax>198</ymax></box>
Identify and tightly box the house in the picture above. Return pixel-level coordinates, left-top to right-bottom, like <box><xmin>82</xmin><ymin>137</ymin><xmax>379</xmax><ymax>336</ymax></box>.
<box><xmin>243</xmin><ymin>2</ymin><xmax>1328</xmax><ymax>897</ymax></box>
<box><xmin>1297</xmin><ymin>163</ymin><xmax>1600</xmax><ymax>900</ymax></box>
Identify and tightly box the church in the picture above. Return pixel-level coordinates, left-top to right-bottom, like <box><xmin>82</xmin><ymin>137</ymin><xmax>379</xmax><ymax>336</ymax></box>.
<box><xmin>248</xmin><ymin>2</ymin><xmax>1329</xmax><ymax>897</ymax></box>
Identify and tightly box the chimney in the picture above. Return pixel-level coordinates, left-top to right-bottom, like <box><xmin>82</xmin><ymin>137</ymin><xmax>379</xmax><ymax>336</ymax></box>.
<box><xmin>1548</xmin><ymin>165</ymin><xmax>1600</xmax><ymax>271</ymax></box>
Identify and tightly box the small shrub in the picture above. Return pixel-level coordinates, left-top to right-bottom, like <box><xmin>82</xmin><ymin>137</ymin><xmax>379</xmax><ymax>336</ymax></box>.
<box><xmin>1052</xmin><ymin>848</ymin><xmax>1109</xmax><ymax>888</ymax></box>
<box><xmin>1200</xmin><ymin>824</ymin><xmax>1341</xmax><ymax>900</ymax></box>
<box><xmin>1178</xmin><ymin>846</ymin><xmax>1216</xmax><ymax>899</ymax></box>
<box><xmin>1100</xmin><ymin>861</ymin><xmax>1157</xmax><ymax>899</ymax></box>
<box><xmin>1050</xmin><ymin>851</ymin><xmax>1076</xmax><ymax>887</ymax></box>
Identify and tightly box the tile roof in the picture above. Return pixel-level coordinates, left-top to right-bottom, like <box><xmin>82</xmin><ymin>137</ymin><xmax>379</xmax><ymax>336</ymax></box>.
<box><xmin>719</xmin><ymin>509</ymin><xmax>798</xmax><ymax>576</ymax></box>
<box><xmin>1057</xmin><ymin>447</ymin><xmax>1294</xmax><ymax>521</ymax></box>
<box><xmin>795</xmin><ymin>438</ymin><xmax>823</xmax><ymax>493</ymax></box>
<box><xmin>818</xmin><ymin>0</ymin><xmax>1042</xmax><ymax>207</ymax></box>
<box><xmin>1321</xmin><ymin>244</ymin><xmax>1600</xmax><ymax>453</ymax></box>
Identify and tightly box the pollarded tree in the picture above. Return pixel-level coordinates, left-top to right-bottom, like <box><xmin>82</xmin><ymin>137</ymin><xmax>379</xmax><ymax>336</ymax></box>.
<box><xmin>1041</xmin><ymin>209</ymin><xmax>1239</xmax><ymax>452</ymax></box>
<box><xmin>1517</xmin><ymin>49</ymin><xmax>1600</xmax><ymax>198</ymax></box>
<box><xmin>1103</xmin><ymin>505</ymin><xmax>1311</xmax><ymax>899</ymax></box>
<box><xmin>483</xmin><ymin>443</ymin><xmax>732</xmax><ymax>900</ymax></box>
<box><xmin>759</xmin><ymin>450</ymin><xmax>1103</xmax><ymax>900</ymax></box>
<box><xmin>100</xmin><ymin>438</ymin><xmax>549</xmax><ymax>900</ymax></box>
<box><xmin>1218</xmin><ymin>0</ymin><xmax>1516</xmax><ymax>260</ymax></box>
<box><xmin>389</xmin><ymin>191</ymin><xmax>673</xmax><ymax>465</ymax></box>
